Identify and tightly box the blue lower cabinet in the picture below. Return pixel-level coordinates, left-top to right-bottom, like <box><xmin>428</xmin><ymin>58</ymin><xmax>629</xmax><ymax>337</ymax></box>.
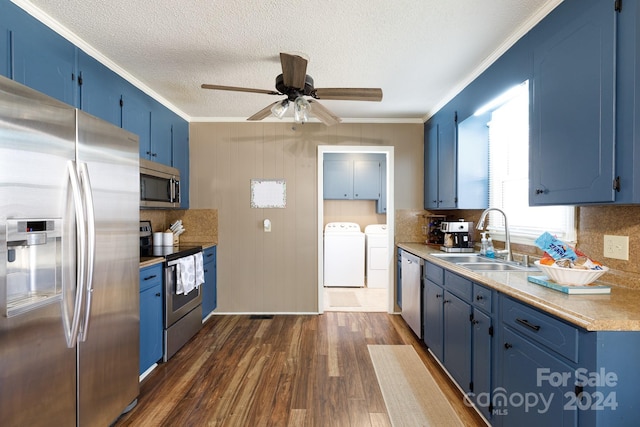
<box><xmin>443</xmin><ymin>291</ymin><xmax>472</xmax><ymax>390</ymax></box>
<box><xmin>499</xmin><ymin>327</ymin><xmax>576</xmax><ymax>426</ymax></box>
<box><xmin>201</xmin><ymin>246</ymin><xmax>217</xmax><ymax>320</ymax></box>
<box><xmin>423</xmin><ymin>279</ymin><xmax>444</xmax><ymax>361</ymax></box>
<box><xmin>139</xmin><ymin>264</ymin><xmax>163</xmax><ymax>375</ymax></box>
<box><xmin>471</xmin><ymin>308</ymin><xmax>492</xmax><ymax>421</ymax></box>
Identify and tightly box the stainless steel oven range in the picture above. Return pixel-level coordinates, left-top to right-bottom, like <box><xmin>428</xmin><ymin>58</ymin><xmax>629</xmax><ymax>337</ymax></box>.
<box><xmin>162</xmin><ymin>246</ymin><xmax>203</xmax><ymax>361</ymax></box>
<box><xmin>140</xmin><ymin>221</ymin><xmax>203</xmax><ymax>361</ymax></box>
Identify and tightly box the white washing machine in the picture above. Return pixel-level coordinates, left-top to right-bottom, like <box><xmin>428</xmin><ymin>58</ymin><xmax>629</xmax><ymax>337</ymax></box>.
<box><xmin>365</xmin><ymin>224</ymin><xmax>389</xmax><ymax>289</ymax></box>
<box><xmin>323</xmin><ymin>222</ymin><xmax>365</xmax><ymax>287</ymax></box>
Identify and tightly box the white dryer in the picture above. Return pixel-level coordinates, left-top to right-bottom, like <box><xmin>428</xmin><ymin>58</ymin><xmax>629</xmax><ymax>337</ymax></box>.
<box><xmin>323</xmin><ymin>222</ymin><xmax>365</xmax><ymax>287</ymax></box>
<box><xmin>365</xmin><ymin>224</ymin><xmax>389</xmax><ymax>289</ymax></box>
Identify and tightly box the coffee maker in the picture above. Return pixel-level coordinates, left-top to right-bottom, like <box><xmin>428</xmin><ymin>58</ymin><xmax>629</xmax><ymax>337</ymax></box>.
<box><xmin>440</xmin><ymin>220</ymin><xmax>475</xmax><ymax>253</ymax></box>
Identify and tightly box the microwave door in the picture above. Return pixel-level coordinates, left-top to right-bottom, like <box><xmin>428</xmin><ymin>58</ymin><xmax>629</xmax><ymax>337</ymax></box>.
<box><xmin>141</xmin><ymin>174</ymin><xmax>170</xmax><ymax>201</ymax></box>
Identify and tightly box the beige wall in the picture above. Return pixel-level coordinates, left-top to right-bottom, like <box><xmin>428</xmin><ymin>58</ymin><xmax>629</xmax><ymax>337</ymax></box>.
<box><xmin>190</xmin><ymin>122</ymin><xmax>424</xmax><ymax>312</ymax></box>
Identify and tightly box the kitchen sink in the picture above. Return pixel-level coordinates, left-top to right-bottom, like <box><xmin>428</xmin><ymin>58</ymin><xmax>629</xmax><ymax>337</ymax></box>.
<box><xmin>430</xmin><ymin>253</ymin><xmax>487</xmax><ymax>263</ymax></box>
<box><xmin>431</xmin><ymin>252</ymin><xmax>540</xmax><ymax>272</ymax></box>
<box><xmin>456</xmin><ymin>262</ymin><xmax>532</xmax><ymax>271</ymax></box>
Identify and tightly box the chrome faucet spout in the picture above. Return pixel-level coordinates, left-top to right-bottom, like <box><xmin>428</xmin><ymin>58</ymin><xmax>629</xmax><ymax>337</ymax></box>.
<box><xmin>476</xmin><ymin>208</ymin><xmax>512</xmax><ymax>261</ymax></box>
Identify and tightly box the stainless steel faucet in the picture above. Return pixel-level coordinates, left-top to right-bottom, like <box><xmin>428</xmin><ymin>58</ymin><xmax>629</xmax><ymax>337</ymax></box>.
<box><xmin>476</xmin><ymin>208</ymin><xmax>512</xmax><ymax>261</ymax></box>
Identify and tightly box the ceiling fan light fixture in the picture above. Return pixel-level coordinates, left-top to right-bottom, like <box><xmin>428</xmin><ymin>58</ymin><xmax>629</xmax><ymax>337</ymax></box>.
<box><xmin>293</xmin><ymin>96</ymin><xmax>311</xmax><ymax>124</ymax></box>
<box><xmin>271</xmin><ymin>99</ymin><xmax>289</xmax><ymax>119</ymax></box>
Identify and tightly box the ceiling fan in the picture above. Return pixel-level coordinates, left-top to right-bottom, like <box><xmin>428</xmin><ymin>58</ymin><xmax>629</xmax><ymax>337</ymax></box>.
<box><xmin>201</xmin><ymin>52</ymin><xmax>383</xmax><ymax>126</ymax></box>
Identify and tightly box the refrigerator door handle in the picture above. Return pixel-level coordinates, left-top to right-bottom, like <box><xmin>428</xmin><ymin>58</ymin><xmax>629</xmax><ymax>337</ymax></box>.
<box><xmin>78</xmin><ymin>162</ymin><xmax>96</xmax><ymax>342</ymax></box>
<box><xmin>65</xmin><ymin>161</ymin><xmax>87</xmax><ymax>348</ymax></box>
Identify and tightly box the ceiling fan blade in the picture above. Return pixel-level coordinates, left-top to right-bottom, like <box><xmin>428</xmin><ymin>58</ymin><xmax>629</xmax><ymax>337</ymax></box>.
<box><xmin>247</xmin><ymin>101</ymin><xmax>281</xmax><ymax>121</ymax></box>
<box><xmin>201</xmin><ymin>84</ymin><xmax>279</xmax><ymax>96</ymax></box>
<box><xmin>308</xmin><ymin>100</ymin><xmax>341</xmax><ymax>126</ymax></box>
<box><xmin>280</xmin><ymin>53</ymin><xmax>308</xmax><ymax>89</ymax></box>
<box><xmin>313</xmin><ymin>88</ymin><xmax>383</xmax><ymax>102</ymax></box>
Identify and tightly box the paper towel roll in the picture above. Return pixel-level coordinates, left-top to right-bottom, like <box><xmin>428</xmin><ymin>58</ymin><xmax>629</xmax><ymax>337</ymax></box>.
<box><xmin>153</xmin><ymin>232</ymin><xmax>163</xmax><ymax>246</ymax></box>
<box><xmin>163</xmin><ymin>232</ymin><xmax>174</xmax><ymax>246</ymax></box>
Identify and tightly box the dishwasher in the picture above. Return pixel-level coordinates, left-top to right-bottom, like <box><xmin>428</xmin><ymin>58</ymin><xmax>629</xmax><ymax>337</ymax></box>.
<box><xmin>400</xmin><ymin>250</ymin><xmax>423</xmax><ymax>338</ymax></box>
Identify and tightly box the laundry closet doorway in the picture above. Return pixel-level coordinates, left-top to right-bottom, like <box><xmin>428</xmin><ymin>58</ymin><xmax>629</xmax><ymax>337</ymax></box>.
<box><xmin>317</xmin><ymin>146</ymin><xmax>394</xmax><ymax>313</ymax></box>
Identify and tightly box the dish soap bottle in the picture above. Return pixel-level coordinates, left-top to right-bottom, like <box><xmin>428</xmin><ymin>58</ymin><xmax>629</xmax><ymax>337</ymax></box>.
<box><xmin>486</xmin><ymin>236</ymin><xmax>495</xmax><ymax>258</ymax></box>
<box><xmin>480</xmin><ymin>232</ymin><xmax>488</xmax><ymax>256</ymax></box>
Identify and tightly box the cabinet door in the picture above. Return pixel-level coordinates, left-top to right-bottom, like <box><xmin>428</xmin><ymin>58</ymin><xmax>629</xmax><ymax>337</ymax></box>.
<box><xmin>530</xmin><ymin>0</ymin><xmax>616</xmax><ymax>205</ymax></box>
<box><xmin>121</xmin><ymin>83</ymin><xmax>152</xmax><ymax>159</ymax></box>
<box><xmin>500</xmin><ymin>327</ymin><xmax>577</xmax><ymax>425</ymax></box>
<box><xmin>437</xmin><ymin>119</ymin><xmax>457</xmax><ymax>208</ymax></box>
<box><xmin>443</xmin><ymin>291</ymin><xmax>472</xmax><ymax>390</ymax></box>
<box><xmin>77</xmin><ymin>50</ymin><xmax>123</xmax><ymax>127</ymax></box>
<box><xmin>0</xmin><ymin>0</ymin><xmax>18</xmax><ymax>78</ymax></box>
<box><xmin>423</xmin><ymin>279</ymin><xmax>444</xmax><ymax>361</ymax></box>
<box><xmin>201</xmin><ymin>247</ymin><xmax>217</xmax><ymax>320</ymax></box>
<box><xmin>353</xmin><ymin>160</ymin><xmax>380</xmax><ymax>199</ymax></box>
<box><xmin>139</xmin><ymin>284</ymin><xmax>163</xmax><ymax>374</ymax></box>
<box><xmin>324</xmin><ymin>160</ymin><xmax>353</xmax><ymax>199</ymax></box>
<box><xmin>150</xmin><ymin>103</ymin><xmax>173</xmax><ymax>166</ymax></box>
<box><xmin>471</xmin><ymin>308</ymin><xmax>492</xmax><ymax>421</ymax></box>
<box><xmin>424</xmin><ymin>123</ymin><xmax>439</xmax><ymax>209</ymax></box>
<box><xmin>11</xmin><ymin>9</ymin><xmax>77</xmax><ymax>106</ymax></box>
<box><xmin>376</xmin><ymin>159</ymin><xmax>387</xmax><ymax>213</ymax></box>
<box><xmin>172</xmin><ymin>115</ymin><xmax>190</xmax><ymax>209</ymax></box>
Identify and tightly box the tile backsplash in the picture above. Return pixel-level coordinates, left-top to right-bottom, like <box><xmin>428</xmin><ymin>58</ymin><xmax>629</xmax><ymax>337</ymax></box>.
<box><xmin>140</xmin><ymin>209</ymin><xmax>218</xmax><ymax>245</ymax></box>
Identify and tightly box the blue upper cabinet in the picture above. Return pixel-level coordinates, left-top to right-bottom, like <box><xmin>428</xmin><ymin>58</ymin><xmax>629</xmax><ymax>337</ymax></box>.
<box><xmin>424</xmin><ymin>116</ymin><xmax>458</xmax><ymax>209</ymax></box>
<box><xmin>324</xmin><ymin>159</ymin><xmax>354</xmax><ymax>199</ymax></box>
<box><xmin>353</xmin><ymin>160</ymin><xmax>381</xmax><ymax>199</ymax></box>
<box><xmin>529</xmin><ymin>0</ymin><xmax>616</xmax><ymax>205</ymax></box>
<box><xmin>376</xmin><ymin>158</ymin><xmax>387</xmax><ymax>213</ymax></box>
<box><xmin>121</xmin><ymin>83</ymin><xmax>153</xmax><ymax>161</ymax></box>
<box><xmin>0</xmin><ymin>0</ymin><xmax>15</xmax><ymax>78</ymax></box>
<box><xmin>77</xmin><ymin>50</ymin><xmax>123</xmax><ymax>127</ymax></box>
<box><xmin>0</xmin><ymin>0</ymin><xmax>190</xmax><ymax>181</ymax></box>
<box><xmin>323</xmin><ymin>153</ymin><xmax>384</xmax><ymax>203</ymax></box>
<box><xmin>614</xmin><ymin>0</ymin><xmax>640</xmax><ymax>204</ymax></box>
<box><xmin>2</xmin><ymin>1</ymin><xmax>77</xmax><ymax>106</ymax></box>
<box><xmin>424</xmin><ymin>112</ymin><xmax>487</xmax><ymax>210</ymax></box>
<box><xmin>150</xmin><ymin>102</ymin><xmax>173</xmax><ymax>166</ymax></box>
<box><xmin>424</xmin><ymin>123</ymin><xmax>439</xmax><ymax>209</ymax></box>
<box><xmin>436</xmin><ymin>118</ymin><xmax>457</xmax><ymax>209</ymax></box>
<box><xmin>171</xmin><ymin>114</ymin><xmax>190</xmax><ymax>209</ymax></box>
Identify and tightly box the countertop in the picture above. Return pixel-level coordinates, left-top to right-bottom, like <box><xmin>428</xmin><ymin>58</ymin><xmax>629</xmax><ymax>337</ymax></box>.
<box><xmin>139</xmin><ymin>242</ymin><xmax>217</xmax><ymax>269</ymax></box>
<box><xmin>398</xmin><ymin>242</ymin><xmax>640</xmax><ymax>332</ymax></box>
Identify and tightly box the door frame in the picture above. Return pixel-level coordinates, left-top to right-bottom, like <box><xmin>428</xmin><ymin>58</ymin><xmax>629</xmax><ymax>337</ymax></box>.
<box><xmin>317</xmin><ymin>145</ymin><xmax>395</xmax><ymax>313</ymax></box>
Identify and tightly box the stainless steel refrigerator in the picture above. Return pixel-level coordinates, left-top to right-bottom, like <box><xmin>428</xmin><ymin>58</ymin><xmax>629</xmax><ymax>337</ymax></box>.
<box><xmin>0</xmin><ymin>75</ymin><xmax>140</xmax><ymax>426</ymax></box>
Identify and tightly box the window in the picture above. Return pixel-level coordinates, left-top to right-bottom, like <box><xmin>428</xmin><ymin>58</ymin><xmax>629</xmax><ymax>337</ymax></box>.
<box><xmin>480</xmin><ymin>81</ymin><xmax>576</xmax><ymax>245</ymax></box>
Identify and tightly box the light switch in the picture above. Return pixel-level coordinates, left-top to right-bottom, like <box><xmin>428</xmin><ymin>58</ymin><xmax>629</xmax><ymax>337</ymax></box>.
<box><xmin>263</xmin><ymin>219</ymin><xmax>271</xmax><ymax>232</ymax></box>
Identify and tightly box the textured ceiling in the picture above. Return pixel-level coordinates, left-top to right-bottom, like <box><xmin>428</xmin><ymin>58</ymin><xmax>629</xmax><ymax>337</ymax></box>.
<box><xmin>16</xmin><ymin>0</ymin><xmax>562</xmax><ymax>123</ymax></box>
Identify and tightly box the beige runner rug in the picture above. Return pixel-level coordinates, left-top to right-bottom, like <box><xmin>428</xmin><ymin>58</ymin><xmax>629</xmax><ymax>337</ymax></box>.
<box><xmin>368</xmin><ymin>345</ymin><xmax>464</xmax><ymax>427</ymax></box>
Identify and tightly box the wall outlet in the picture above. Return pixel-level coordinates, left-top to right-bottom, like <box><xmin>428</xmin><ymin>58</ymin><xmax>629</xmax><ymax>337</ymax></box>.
<box><xmin>603</xmin><ymin>235</ymin><xmax>629</xmax><ymax>260</ymax></box>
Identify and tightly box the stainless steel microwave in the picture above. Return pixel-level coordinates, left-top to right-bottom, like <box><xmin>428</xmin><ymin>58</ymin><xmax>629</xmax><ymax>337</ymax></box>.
<box><xmin>140</xmin><ymin>159</ymin><xmax>180</xmax><ymax>208</ymax></box>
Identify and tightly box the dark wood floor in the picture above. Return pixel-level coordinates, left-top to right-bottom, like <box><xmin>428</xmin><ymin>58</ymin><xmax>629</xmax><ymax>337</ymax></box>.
<box><xmin>115</xmin><ymin>312</ymin><xmax>485</xmax><ymax>426</ymax></box>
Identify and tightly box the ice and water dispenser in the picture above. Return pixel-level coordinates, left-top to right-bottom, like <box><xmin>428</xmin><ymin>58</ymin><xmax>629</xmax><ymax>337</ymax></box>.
<box><xmin>5</xmin><ymin>219</ymin><xmax>63</xmax><ymax>316</ymax></box>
